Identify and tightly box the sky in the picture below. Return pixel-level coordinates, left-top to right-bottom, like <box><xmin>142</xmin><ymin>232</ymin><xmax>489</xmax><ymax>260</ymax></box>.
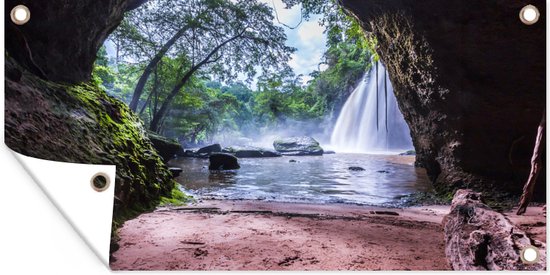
<box><xmin>261</xmin><ymin>0</ymin><xmax>328</xmax><ymax>83</ymax></box>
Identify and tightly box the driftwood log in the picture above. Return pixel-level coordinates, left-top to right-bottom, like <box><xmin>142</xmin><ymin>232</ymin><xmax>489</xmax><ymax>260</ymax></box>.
<box><xmin>443</xmin><ymin>189</ymin><xmax>546</xmax><ymax>270</ymax></box>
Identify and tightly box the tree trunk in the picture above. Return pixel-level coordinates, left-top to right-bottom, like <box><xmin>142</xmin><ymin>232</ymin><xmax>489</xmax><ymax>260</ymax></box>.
<box><xmin>443</xmin><ymin>189</ymin><xmax>546</xmax><ymax>270</ymax></box>
<box><xmin>149</xmin><ymin>31</ymin><xmax>245</xmax><ymax>132</ymax></box>
<box><xmin>128</xmin><ymin>26</ymin><xmax>189</xmax><ymax>111</ymax></box>
<box><xmin>516</xmin><ymin>109</ymin><xmax>545</xmax><ymax>215</ymax></box>
<box><xmin>139</xmin><ymin>66</ymin><xmax>160</xmax><ymax>116</ymax></box>
<box><xmin>149</xmin><ymin>68</ymin><xmax>196</xmax><ymax>132</ymax></box>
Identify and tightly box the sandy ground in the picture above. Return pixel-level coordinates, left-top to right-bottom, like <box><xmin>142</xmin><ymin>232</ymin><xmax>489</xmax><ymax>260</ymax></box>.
<box><xmin>110</xmin><ymin>200</ymin><xmax>545</xmax><ymax>271</ymax></box>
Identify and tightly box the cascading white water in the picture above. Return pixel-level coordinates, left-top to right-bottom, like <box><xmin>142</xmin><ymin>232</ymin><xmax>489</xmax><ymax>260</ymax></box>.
<box><xmin>330</xmin><ymin>61</ymin><xmax>413</xmax><ymax>154</ymax></box>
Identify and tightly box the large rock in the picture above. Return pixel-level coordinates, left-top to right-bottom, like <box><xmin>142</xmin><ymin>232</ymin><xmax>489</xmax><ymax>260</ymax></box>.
<box><xmin>273</xmin><ymin>136</ymin><xmax>324</xmax><ymax>156</ymax></box>
<box><xmin>224</xmin><ymin>146</ymin><xmax>281</xmax><ymax>158</ymax></box>
<box><xmin>197</xmin><ymin>144</ymin><xmax>222</xmax><ymax>154</ymax></box>
<box><xmin>341</xmin><ymin>0</ymin><xmax>546</xmax><ymax>197</ymax></box>
<box><xmin>147</xmin><ymin>132</ymin><xmax>182</xmax><ymax>162</ymax></box>
<box><xmin>443</xmin><ymin>189</ymin><xmax>546</xmax><ymax>270</ymax></box>
<box><xmin>209</xmin><ymin>153</ymin><xmax>240</xmax><ymax>170</ymax></box>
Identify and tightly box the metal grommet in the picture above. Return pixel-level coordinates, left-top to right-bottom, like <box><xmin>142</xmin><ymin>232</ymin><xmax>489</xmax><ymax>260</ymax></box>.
<box><xmin>10</xmin><ymin>5</ymin><xmax>31</xmax><ymax>25</ymax></box>
<box><xmin>91</xmin><ymin>173</ymin><xmax>111</xmax><ymax>192</ymax></box>
<box><xmin>519</xmin><ymin>5</ymin><xmax>540</xmax><ymax>25</ymax></box>
<box><xmin>520</xmin><ymin>245</ymin><xmax>540</xmax><ymax>264</ymax></box>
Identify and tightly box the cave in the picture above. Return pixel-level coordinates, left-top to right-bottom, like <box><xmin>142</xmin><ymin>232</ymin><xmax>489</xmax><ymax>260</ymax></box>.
<box><xmin>4</xmin><ymin>0</ymin><xmax>546</xmax><ymax>270</ymax></box>
<box><xmin>7</xmin><ymin>0</ymin><xmax>545</xmax><ymax>198</ymax></box>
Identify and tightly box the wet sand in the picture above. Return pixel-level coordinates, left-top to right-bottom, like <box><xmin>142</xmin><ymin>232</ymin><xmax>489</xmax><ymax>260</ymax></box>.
<box><xmin>110</xmin><ymin>200</ymin><xmax>545</xmax><ymax>271</ymax></box>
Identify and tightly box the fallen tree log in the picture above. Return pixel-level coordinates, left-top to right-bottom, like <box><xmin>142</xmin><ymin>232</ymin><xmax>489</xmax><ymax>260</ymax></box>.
<box><xmin>443</xmin><ymin>189</ymin><xmax>546</xmax><ymax>270</ymax></box>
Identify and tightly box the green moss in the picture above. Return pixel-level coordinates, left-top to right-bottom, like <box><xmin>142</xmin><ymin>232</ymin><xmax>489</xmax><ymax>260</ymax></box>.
<box><xmin>5</xmin><ymin>57</ymin><xmax>193</xmax><ymax>255</ymax></box>
<box><xmin>159</xmin><ymin>186</ymin><xmax>194</xmax><ymax>207</ymax></box>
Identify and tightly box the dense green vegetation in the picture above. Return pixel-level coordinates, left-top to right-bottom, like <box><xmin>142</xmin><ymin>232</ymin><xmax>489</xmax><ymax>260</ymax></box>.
<box><xmin>93</xmin><ymin>0</ymin><xmax>377</xmax><ymax>145</ymax></box>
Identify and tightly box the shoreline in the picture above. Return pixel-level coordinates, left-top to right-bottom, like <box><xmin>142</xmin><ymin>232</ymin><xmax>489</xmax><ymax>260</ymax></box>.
<box><xmin>111</xmin><ymin>199</ymin><xmax>545</xmax><ymax>270</ymax></box>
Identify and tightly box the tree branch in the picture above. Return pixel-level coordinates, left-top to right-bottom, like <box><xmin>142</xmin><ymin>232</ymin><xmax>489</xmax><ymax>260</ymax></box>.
<box><xmin>271</xmin><ymin>0</ymin><xmax>303</xmax><ymax>29</ymax></box>
<box><xmin>516</xmin><ymin>109</ymin><xmax>545</xmax><ymax>215</ymax></box>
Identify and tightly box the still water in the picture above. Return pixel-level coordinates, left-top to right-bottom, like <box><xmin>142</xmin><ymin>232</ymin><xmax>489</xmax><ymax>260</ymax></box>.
<box><xmin>170</xmin><ymin>153</ymin><xmax>431</xmax><ymax>206</ymax></box>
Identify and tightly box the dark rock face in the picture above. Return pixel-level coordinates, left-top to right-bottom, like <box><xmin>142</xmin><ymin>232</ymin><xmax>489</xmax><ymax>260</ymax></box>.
<box><xmin>197</xmin><ymin>144</ymin><xmax>222</xmax><ymax>154</ymax></box>
<box><xmin>147</xmin><ymin>132</ymin><xmax>182</xmax><ymax>162</ymax></box>
<box><xmin>5</xmin><ymin>0</ymin><xmax>146</xmax><ymax>83</ymax></box>
<box><xmin>341</xmin><ymin>0</ymin><xmax>546</xmax><ymax>196</ymax></box>
<box><xmin>209</xmin><ymin>153</ymin><xmax>240</xmax><ymax>170</ymax></box>
<box><xmin>4</xmin><ymin>0</ymin><xmax>167</xmax><ymax>254</ymax></box>
<box><xmin>273</xmin><ymin>136</ymin><xmax>324</xmax><ymax>156</ymax></box>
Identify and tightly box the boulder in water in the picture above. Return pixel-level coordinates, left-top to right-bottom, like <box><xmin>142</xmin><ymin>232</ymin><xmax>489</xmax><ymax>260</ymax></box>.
<box><xmin>273</xmin><ymin>136</ymin><xmax>324</xmax><ymax>156</ymax></box>
<box><xmin>168</xmin><ymin>167</ymin><xmax>183</xmax><ymax>178</ymax></box>
<box><xmin>399</xmin><ymin>150</ymin><xmax>416</xmax><ymax>156</ymax></box>
<box><xmin>197</xmin><ymin>144</ymin><xmax>222</xmax><ymax>154</ymax></box>
<box><xmin>234</xmin><ymin>147</ymin><xmax>281</xmax><ymax>158</ymax></box>
<box><xmin>147</xmin><ymin>131</ymin><xmax>182</xmax><ymax>162</ymax></box>
<box><xmin>209</xmin><ymin>153</ymin><xmax>240</xmax><ymax>170</ymax></box>
<box><xmin>180</xmin><ymin>149</ymin><xmax>198</xmax><ymax>157</ymax></box>
<box><xmin>223</xmin><ymin>146</ymin><xmax>281</xmax><ymax>158</ymax></box>
<box><xmin>222</xmin><ymin>146</ymin><xmax>237</xmax><ymax>154</ymax></box>
<box><xmin>257</xmin><ymin>150</ymin><xmax>282</xmax><ymax>157</ymax></box>
<box><xmin>349</xmin><ymin>166</ymin><xmax>365</xmax><ymax>171</ymax></box>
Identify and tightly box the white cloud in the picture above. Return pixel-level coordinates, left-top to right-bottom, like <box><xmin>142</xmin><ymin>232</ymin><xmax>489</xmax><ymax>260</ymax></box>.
<box><xmin>239</xmin><ymin>0</ymin><xmax>328</xmax><ymax>86</ymax></box>
<box><xmin>260</xmin><ymin>0</ymin><xmax>301</xmax><ymax>27</ymax></box>
<box><xmin>297</xmin><ymin>21</ymin><xmax>325</xmax><ymax>47</ymax></box>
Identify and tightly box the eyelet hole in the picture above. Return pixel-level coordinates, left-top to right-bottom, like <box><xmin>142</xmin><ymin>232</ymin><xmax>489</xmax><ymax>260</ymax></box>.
<box><xmin>91</xmin><ymin>173</ymin><xmax>110</xmax><ymax>192</ymax></box>
<box><xmin>10</xmin><ymin>5</ymin><xmax>31</xmax><ymax>25</ymax></box>
<box><xmin>520</xmin><ymin>245</ymin><xmax>540</xmax><ymax>264</ymax></box>
<box><xmin>519</xmin><ymin>5</ymin><xmax>540</xmax><ymax>25</ymax></box>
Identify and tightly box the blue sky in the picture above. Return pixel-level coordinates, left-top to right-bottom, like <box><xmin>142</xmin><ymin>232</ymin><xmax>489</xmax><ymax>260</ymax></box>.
<box><xmin>262</xmin><ymin>0</ymin><xmax>328</xmax><ymax>83</ymax></box>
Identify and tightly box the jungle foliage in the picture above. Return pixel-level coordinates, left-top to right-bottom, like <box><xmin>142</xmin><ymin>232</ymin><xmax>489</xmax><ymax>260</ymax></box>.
<box><xmin>93</xmin><ymin>0</ymin><xmax>377</xmax><ymax>145</ymax></box>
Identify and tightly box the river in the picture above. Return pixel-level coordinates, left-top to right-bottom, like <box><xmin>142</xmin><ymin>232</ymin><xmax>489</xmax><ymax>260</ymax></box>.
<box><xmin>169</xmin><ymin>153</ymin><xmax>431</xmax><ymax>206</ymax></box>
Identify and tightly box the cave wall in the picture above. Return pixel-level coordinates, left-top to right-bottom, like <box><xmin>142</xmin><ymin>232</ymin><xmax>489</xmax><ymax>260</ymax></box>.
<box><xmin>5</xmin><ymin>0</ymin><xmax>176</xmax><ymax>249</ymax></box>
<box><xmin>5</xmin><ymin>0</ymin><xmax>145</xmax><ymax>83</ymax></box>
<box><xmin>340</xmin><ymin>0</ymin><xmax>546</xmax><ymax>197</ymax></box>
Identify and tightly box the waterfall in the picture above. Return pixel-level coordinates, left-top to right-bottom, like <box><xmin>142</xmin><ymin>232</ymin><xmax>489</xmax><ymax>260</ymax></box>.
<box><xmin>330</xmin><ymin>61</ymin><xmax>413</xmax><ymax>154</ymax></box>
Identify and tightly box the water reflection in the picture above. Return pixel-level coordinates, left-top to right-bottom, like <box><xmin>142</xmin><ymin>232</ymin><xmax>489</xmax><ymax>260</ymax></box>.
<box><xmin>169</xmin><ymin>153</ymin><xmax>432</xmax><ymax>206</ymax></box>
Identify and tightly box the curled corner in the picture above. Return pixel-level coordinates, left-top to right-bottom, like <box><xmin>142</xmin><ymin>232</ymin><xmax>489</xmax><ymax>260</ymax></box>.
<box><xmin>9</xmin><ymin>148</ymin><xmax>116</xmax><ymax>267</ymax></box>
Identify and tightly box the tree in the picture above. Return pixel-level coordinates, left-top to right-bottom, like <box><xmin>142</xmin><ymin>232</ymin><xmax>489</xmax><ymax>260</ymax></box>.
<box><xmin>113</xmin><ymin>0</ymin><xmax>295</xmax><ymax>132</ymax></box>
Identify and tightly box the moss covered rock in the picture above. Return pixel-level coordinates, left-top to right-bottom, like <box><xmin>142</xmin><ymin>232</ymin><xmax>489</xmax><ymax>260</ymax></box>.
<box><xmin>5</xmin><ymin>57</ymin><xmax>180</xmax><ymax>248</ymax></box>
